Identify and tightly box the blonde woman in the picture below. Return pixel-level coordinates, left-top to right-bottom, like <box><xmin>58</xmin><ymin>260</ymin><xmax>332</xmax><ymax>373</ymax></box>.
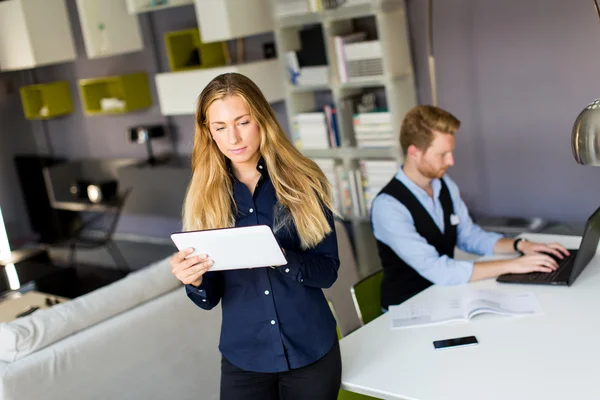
<box><xmin>170</xmin><ymin>73</ymin><xmax>341</xmax><ymax>400</ymax></box>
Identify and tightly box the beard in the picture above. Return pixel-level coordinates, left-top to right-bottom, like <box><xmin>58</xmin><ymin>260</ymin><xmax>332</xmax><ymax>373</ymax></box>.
<box><xmin>418</xmin><ymin>161</ymin><xmax>448</xmax><ymax>180</ymax></box>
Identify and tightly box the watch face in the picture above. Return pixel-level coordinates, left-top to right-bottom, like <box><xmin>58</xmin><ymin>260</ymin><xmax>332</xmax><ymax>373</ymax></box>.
<box><xmin>87</xmin><ymin>185</ymin><xmax>102</xmax><ymax>203</ymax></box>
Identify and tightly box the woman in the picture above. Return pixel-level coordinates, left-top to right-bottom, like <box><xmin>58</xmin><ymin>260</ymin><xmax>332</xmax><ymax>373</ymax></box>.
<box><xmin>170</xmin><ymin>73</ymin><xmax>341</xmax><ymax>400</ymax></box>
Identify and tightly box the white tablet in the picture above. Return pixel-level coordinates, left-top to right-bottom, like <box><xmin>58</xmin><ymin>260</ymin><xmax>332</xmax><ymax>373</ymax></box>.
<box><xmin>170</xmin><ymin>225</ymin><xmax>288</xmax><ymax>271</ymax></box>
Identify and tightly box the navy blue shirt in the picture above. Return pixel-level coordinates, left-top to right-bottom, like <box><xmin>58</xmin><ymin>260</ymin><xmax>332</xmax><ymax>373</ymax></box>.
<box><xmin>185</xmin><ymin>159</ymin><xmax>340</xmax><ymax>373</ymax></box>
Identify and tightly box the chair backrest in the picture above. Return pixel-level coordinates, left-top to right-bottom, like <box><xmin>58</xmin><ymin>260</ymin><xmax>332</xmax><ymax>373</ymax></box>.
<box><xmin>351</xmin><ymin>269</ymin><xmax>383</xmax><ymax>325</ymax></box>
<box><xmin>323</xmin><ymin>220</ymin><xmax>362</xmax><ymax>336</ymax></box>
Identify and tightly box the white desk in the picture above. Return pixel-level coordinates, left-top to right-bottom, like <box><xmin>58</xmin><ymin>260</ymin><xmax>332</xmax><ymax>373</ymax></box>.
<box><xmin>340</xmin><ymin>234</ymin><xmax>600</xmax><ymax>400</ymax></box>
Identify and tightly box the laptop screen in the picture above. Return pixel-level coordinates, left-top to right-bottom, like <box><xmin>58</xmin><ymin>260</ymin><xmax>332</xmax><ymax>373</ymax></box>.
<box><xmin>570</xmin><ymin>207</ymin><xmax>600</xmax><ymax>284</ymax></box>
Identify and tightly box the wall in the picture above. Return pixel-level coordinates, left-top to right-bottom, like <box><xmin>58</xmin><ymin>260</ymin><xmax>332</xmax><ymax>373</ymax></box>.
<box><xmin>407</xmin><ymin>0</ymin><xmax>600</xmax><ymax>222</ymax></box>
<box><xmin>0</xmin><ymin>71</ymin><xmax>39</xmax><ymax>242</ymax></box>
<box><xmin>2</xmin><ymin>0</ymin><xmax>600</xmax><ymax>244</ymax></box>
<box><xmin>26</xmin><ymin>1</ymin><xmax>285</xmax><ymax>239</ymax></box>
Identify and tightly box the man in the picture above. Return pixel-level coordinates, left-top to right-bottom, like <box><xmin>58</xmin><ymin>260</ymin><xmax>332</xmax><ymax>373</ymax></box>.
<box><xmin>371</xmin><ymin>105</ymin><xmax>569</xmax><ymax>310</ymax></box>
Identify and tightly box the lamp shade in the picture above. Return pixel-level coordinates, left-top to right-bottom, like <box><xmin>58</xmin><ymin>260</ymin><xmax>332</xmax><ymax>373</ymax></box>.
<box><xmin>572</xmin><ymin>99</ymin><xmax>600</xmax><ymax>165</ymax></box>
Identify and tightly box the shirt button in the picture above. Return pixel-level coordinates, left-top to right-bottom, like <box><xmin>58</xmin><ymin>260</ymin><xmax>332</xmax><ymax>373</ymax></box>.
<box><xmin>202</xmin><ymin>299</ymin><xmax>207</xmax><ymax>302</ymax></box>
<box><xmin>249</xmin><ymin>208</ymin><xmax>254</xmax><ymax>213</ymax></box>
<box><xmin>271</xmin><ymin>320</ymin><xmax>276</xmax><ymax>325</ymax></box>
<box><xmin>264</xmin><ymin>290</ymin><xmax>269</xmax><ymax>295</ymax></box>
<box><xmin>285</xmin><ymin>268</ymin><xmax>290</xmax><ymax>273</ymax></box>
<box><xmin>258</xmin><ymin>165</ymin><xmax>263</xmax><ymax>169</ymax></box>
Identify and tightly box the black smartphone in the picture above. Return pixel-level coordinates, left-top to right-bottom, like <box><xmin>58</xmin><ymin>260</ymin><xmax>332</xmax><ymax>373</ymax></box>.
<box><xmin>433</xmin><ymin>335</ymin><xmax>478</xmax><ymax>350</ymax></box>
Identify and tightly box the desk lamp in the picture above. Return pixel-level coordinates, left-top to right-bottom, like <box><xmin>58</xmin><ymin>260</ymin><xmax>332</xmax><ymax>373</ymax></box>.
<box><xmin>572</xmin><ymin>1</ymin><xmax>600</xmax><ymax>165</ymax></box>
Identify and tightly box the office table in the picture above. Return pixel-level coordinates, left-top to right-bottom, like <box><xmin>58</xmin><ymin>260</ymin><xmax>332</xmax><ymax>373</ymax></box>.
<box><xmin>340</xmin><ymin>233</ymin><xmax>600</xmax><ymax>400</ymax></box>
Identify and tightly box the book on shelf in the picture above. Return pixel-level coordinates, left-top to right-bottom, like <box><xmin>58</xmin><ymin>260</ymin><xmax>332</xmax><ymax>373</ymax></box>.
<box><xmin>335</xmin><ymin>164</ymin><xmax>353</xmax><ymax>217</ymax></box>
<box><xmin>333</xmin><ymin>32</ymin><xmax>367</xmax><ymax>83</ymax></box>
<box><xmin>359</xmin><ymin>159</ymin><xmax>399</xmax><ymax>212</ymax></box>
<box><xmin>353</xmin><ymin>111</ymin><xmax>394</xmax><ymax>149</ymax></box>
<box><xmin>344</xmin><ymin>40</ymin><xmax>384</xmax><ymax>82</ymax></box>
<box><xmin>293</xmin><ymin>108</ymin><xmax>339</xmax><ymax>149</ymax></box>
<box><xmin>389</xmin><ymin>289</ymin><xmax>544</xmax><ymax>330</ymax></box>
<box><xmin>311</xmin><ymin>158</ymin><xmax>341</xmax><ymax>213</ymax></box>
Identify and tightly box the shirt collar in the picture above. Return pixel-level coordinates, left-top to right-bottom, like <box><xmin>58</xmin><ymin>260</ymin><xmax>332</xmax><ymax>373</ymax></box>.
<box><xmin>226</xmin><ymin>156</ymin><xmax>268</xmax><ymax>180</ymax></box>
<box><xmin>395</xmin><ymin>165</ymin><xmax>442</xmax><ymax>200</ymax></box>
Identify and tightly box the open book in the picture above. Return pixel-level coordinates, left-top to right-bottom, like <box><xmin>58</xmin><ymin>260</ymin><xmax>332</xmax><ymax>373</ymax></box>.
<box><xmin>389</xmin><ymin>289</ymin><xmax>543</xmax><ymax>330</ymax></box>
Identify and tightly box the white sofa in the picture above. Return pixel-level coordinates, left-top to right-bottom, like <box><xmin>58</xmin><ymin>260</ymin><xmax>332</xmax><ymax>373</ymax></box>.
<box><xmin>0</xmin><ymin>257</ymin><xmax>222</xmax><ymax>400</ymax></box>
<box><xmin>0</xmin><ymin>221</ymin><xmax>363</xmax><ymax>400</ymax></box>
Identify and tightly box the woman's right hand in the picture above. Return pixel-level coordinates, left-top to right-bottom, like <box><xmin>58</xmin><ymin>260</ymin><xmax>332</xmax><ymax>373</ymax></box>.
<box><xmin>506</xmin><ymin>253</ymin><xmax>559</xmax><ymax>274</ymax></box>
<box><xmin>170</xmin><ymin>248</ymin><xmax>214</xmax><ymax>287</ymax></box>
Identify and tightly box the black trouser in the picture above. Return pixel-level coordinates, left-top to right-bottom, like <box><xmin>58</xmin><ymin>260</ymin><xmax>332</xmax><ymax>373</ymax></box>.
<box><xmin>220</xmin><ymin>341</ymin><xmax>342</xmax><ymax>400</ymax></box>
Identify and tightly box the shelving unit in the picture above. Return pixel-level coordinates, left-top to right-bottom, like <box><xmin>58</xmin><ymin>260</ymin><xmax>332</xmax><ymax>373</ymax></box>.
<box><xmin>273</xmin><ymin>0</ymin><xmax>417</xmax><ymax>276</ymax></box>
<box><xmin>126</xmin><ymin>0</ymin><xmax>194</xmax><ymax>14</ymax></box>
<box><xmin>0</xmin><ymin>0</ymin><xmax>76</xmax><ymax>71</ymax></box>
<box><xmin>78</xmin><ymin>72</ymin><xmax>152</xmax><ymax>115</ymax></box>
<box><xmin>75</xmin><ymin>0</ymin><xmax>144</xmax><ymax>59</ymax></box>
<box><xmin>194</xmin><ymin>0</ymin><xmax>274</xmax><ymax>43</ymax></box>
<box><xmin>155</xmin><ymin>59</ymin><xmax>284</xmax><ymax>115</ymax></box>
<box><xmin>164</xmin><ymin>28</ymin><xmax>226</xmax><ymax>72</ymax></box>
<box><xmin>19</xmin><ymin>81</ymin><xmax>73</xmax><ymax>119</ymax></box>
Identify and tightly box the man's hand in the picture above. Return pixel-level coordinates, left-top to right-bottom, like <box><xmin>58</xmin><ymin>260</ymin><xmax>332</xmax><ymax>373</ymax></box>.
<box><xmin>505</xmin><ymin>253</ymin><xmax>559</xmax><ymax>274</ymax></box>
<box><xmin>518</xmin><ymin>240</ymin><xmax>570</xmax><ymax>259</ymax></box>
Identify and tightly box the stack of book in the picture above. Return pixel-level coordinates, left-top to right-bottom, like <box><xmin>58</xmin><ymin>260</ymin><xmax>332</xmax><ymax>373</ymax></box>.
<box><xmin>311</xmin><ymin>158</ymin><xmax>341</xmax><ymax>214</ymax></box>
<box><xmin>353</xmin><ymin>111</ymin><xmax>394</xmax><ymax>148</ymax></box>
<box><xmin>293</xmin><ymin>106</ymin><xmax>340</xmax><ymax>149</ymax></box>
<box><xmin>334</xmin><ymin>34</ymin><xmax>384</xmax><ymax>83</ymax></box>
<box><xmin>359</xmin><ymin>159</ymin><xmax>399</xmax><ymax>213</ymax></box>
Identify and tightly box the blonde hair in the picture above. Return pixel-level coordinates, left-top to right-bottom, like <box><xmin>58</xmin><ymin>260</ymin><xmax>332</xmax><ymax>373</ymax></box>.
<box><xmin>183</xmin><ymin>73</ymin><xmax>334</xmax><ymax>249</ymax></box>
<box><xmin>400</xmin><ymin>105</ymin><xmax>460</xmax><ymax>156</ymax></box>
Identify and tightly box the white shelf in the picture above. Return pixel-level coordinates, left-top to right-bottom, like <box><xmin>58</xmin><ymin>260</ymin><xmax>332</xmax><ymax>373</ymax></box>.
<box><xmin>274</xmin><ymin>0</ymin><xmax>414</xmax><ymax>275</ymax></box>
<box><xmin>76</xmin><ymin>0</ymin><xmax>144</xmax><ymax>59</ymax></box>
<box><xmin>155</xmin><ymin>59</ymin><xmax>285</xmax><ymax>116</ymax></box>
<box><xmin>0</xmin><ymin>0</ymin><xmax>76</xmax><ymax>71</ymax></box>
<box><xmin>323</xmin><ymin>2</ymin><xmax>376</xmax><ymax>21</ymax></box>
<box><xmin>276</xmin><ymin>12</ymin><xmax>321</xmax><ymax>29</ymax></box>
<box><xmin>302</xmin><ymin>147</ymin><xmax>400</xmax><ymax>160</ymax></box>
<box><xmin>286</xmin><ymin>83</ymin><xmax>331</xmax><ymax>93</ymax></box>
<box><xmin>126</xmin><ymin>0</ymin><xmax>193</xmax><ymax>14</ymax></box>
<box><xmin>194</xmin><ymin>0</ymin><xmax>274</xmax><ymax>43</ymax></box>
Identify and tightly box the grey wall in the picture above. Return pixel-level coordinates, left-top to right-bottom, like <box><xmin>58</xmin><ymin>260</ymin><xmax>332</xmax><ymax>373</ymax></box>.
<box><xmin>0</xmin><ymin>72</ymin><xmax>39</xmax><ymax>242</ymax></box>
<box><xmin>24</xmin><ymin>1</ymin><xmax>285</xmax><ymax>239</ymax></box>
<box><xmin>2</xmin><ymin>0</ymin><xmax>599</xmax><ymax>244</ymax></box>
<box><xmin>407</xmin><ymin>0</ymin><xmax>600</xmax><ymax>222</ymax></box>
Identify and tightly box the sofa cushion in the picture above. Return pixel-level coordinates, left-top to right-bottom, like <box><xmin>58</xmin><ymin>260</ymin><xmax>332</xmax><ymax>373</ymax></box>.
<box><xmin>0</xmin><ymin>256</ymin><xmax>180</xmax><ymax>362</ymax></box>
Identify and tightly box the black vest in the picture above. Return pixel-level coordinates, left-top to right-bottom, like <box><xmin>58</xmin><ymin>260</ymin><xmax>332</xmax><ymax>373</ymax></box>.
<box><xmin>374</xmin><ymin>178</ymin><xmax>457</xmax><ymax>309</ymax></box>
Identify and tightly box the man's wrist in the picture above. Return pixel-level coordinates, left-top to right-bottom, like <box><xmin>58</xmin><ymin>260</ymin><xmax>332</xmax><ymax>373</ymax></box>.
<box><xmin>513</xmin><ymin>238</ymin><xmax>527</xmax><ymax>254</ymax></box>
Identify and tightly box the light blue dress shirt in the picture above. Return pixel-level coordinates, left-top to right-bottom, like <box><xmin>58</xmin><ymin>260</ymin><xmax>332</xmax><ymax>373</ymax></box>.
<box><xmin>371</xmin><ymin>167</ymin><xmax>503</xmax><ymax>285</ymax></box>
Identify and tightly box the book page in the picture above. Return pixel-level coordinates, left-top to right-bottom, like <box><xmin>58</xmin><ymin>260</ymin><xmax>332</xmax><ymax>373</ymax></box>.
<box><xmin>389</xmin><ymin>297</ymin><xmax>466</xmax><ymax>330</ymax></box>
<box><xmin>464</xmin><ymin>290</ymin><xmax>543</xmax><ymax>319</ymax></box>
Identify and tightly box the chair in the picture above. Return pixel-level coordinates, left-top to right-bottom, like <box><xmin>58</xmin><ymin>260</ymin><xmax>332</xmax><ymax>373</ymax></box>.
<box><xmin>350</xmin><ymin>269</ymin><xmax>384</xmax><ymax>326</ymax></box>
<box><xmin>51</xmin><ymin>189</ymin><xmax>131</xmax><ymax>276</ymax></box>
<box><xmin>328</xmin><ymin>299</ymin><xmax>382</xmax><ymax>400</ymax></box>
<box><xmin>323</xmin><ymin>220</ymin><xmax>362</xmax><ymax>336</ymax></box>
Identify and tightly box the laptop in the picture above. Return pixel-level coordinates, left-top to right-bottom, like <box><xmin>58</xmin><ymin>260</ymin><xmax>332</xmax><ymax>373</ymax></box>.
<box><xmin>497</xmin><ymin>207</ymin><xmax>600</xmax><ymax>286</ymax></box>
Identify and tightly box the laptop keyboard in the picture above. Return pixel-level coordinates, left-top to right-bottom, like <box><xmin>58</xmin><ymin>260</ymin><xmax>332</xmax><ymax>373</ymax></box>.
<box><xmin>523</xmin><ymin>252</ymin><xmax>575</xmax><ymax>282</ymax></box>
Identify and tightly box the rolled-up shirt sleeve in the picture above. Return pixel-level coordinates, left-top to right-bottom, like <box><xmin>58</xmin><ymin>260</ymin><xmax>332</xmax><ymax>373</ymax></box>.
<box><xmin>371</xmin><ymin>194</ymin><xmax>474</xmax><ymax>285</ymax></box>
